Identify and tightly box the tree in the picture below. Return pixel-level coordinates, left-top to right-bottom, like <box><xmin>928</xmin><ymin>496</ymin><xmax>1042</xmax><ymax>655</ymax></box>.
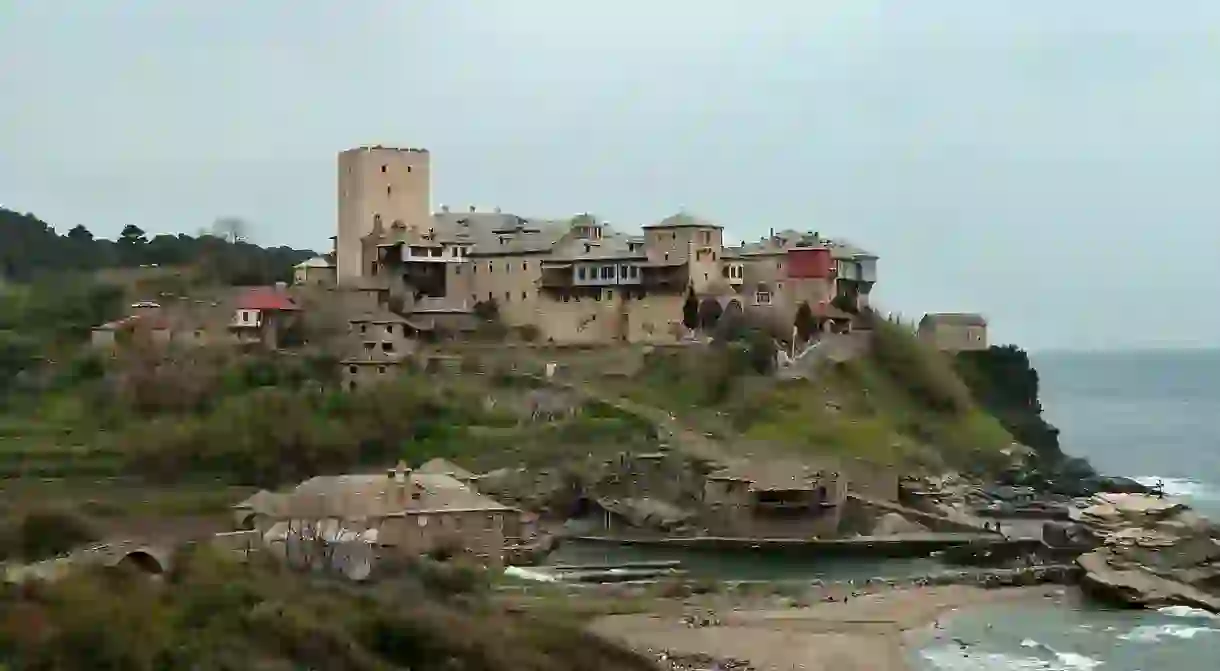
<box><xmin>831</xmin><ymin>293</ymin><xmax>857</xmax><ymax>315</ymax></box>
<box><xmin>681</xmin><ymin>288</ymin><xmax>699</xmax><ymax>330</ymax></box>
<box><xmin>794</xmin><ymin>301</ymin><xmax>816</xmax><ymax>341</ymax></box>
<box><xmin>212</xmin><ymin>217</ymin><xmax>249</xmax><ymax>244</ymax></box>
<box><xmin>118</xmin><ymin>224</ymin><xmax>147</xmax><ymax>246</ymax></box>
<box><xmin>66</xmin><ymin>225</ymin><xmax>94</xmax><ymax>242</ymax></box>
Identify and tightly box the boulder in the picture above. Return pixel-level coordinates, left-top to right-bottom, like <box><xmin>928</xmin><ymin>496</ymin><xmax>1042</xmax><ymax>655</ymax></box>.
<box><xmin>1073</xmin><ymin>492</ymin><xmax>1220</xmax><ymax>613</ymax></box>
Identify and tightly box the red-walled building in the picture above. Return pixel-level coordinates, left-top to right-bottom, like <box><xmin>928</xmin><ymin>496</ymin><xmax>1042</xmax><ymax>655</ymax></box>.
<box><xmin>785</xmin><ymin>247</ymin><xmax>834</xmax><ymax>279</ymax></box>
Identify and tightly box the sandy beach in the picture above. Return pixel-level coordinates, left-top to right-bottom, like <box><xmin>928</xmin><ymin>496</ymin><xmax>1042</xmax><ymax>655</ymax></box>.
<box><xmin>590</xmin><ymin>584</ymin><xmax>1063</xmax><ymax>670</ymax></box>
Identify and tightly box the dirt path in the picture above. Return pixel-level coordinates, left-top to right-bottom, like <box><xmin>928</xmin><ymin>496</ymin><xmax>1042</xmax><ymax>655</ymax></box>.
<box><xmin>590</xmin><ymin>584</ymin><xmax>1060</xmax><ymax>671</ymax></box>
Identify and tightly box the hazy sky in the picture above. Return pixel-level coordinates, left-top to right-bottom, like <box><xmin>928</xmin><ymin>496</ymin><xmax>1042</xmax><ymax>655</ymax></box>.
<box><xmin>3</xmin><ymin>2</ymin><xmax>1220</xmax><ymax>351</ymax></box>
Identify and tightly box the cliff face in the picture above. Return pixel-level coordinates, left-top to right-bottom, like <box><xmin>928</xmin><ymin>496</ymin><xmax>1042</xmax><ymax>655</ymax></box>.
<box><xmin>953</xmin><ymin>345</ymin><xmax>1087</xmax><ymax>478</ymax></box>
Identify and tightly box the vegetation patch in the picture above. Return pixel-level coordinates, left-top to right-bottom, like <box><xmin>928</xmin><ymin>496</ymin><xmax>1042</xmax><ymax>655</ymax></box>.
<box><xmin>0</xmin><ymin>548</ymin><xmax>656</xmax><ymax>671</ymax></box>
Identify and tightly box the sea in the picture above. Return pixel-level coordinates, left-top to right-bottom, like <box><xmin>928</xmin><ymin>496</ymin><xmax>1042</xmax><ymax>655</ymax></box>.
<box><xmin>910</xmin><ymin>349</ymin><xmax>1220</xmax><ymax>670</ymax></box>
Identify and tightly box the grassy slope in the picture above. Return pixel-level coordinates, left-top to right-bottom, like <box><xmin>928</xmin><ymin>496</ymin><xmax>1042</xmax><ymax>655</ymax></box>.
<box><xmin>608</xmin><ymin>317</ymin><xmax>1013</xmax><ymax>472</ymax></box>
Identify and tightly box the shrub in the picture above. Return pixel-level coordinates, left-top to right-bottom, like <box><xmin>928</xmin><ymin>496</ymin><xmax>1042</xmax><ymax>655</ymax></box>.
<box><xmin>868</xmin><ymin>316</ymin><xmax>972</xmax><ymax>415</ymax></box>
<box><xmin>0</xmin><ymin>508</ymin><xmax>100</xmax><ymax>562</ymax></box>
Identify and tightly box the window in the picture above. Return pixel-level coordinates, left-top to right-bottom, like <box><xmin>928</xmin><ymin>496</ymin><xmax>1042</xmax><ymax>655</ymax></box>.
<box><xmin>521</xmin><ymin>291</ymin><xmax>527</xmax><ymax>300</ymax></box>
<box><xmin>382</xmin><ymin>342</ymin><xmax>394</xmax><ymax>352</ymax></box>
<box><xmin>504</xmin><ymin>262</ymin><xmax>510</xmax><ymax>272</ymax></box>
<box><xmin>348</xmin><ymin>365</ymin><xmax>358</xmax><ymax>374</ymax></box>
<box><xmin>406</xmin><ymin>166</ymin><xmax>412</xmax><ymax>173</ymax></box>
<box><xmin>606</xmin><ymin>289</ymin><xmax>613</xmax><ymax>300</ymax></box>
<box><xmin>455</xmin><ymin>266</ymin><xmax>461</xmax><ymax>275</ymax></box>
<box><xmin>359</xmin><ymin>324</ymin><xmax>367</xmax><ymax>334</ymax></box>
<box><xmin>378</xmin><ymin>365</ymin><xmax>387</xmax><ymax>374</ymax></box>
<box><xmin>722</xmin><ymin>266</ymin><xmax>729</xmax><ymax>278</ymax></box>
<box><xmin>374</xmin><ymin>214</ymin><xmax>382</xmax><ymax>228</ymax></box>
<box><xmin>620</xmin><ymin>264</ymin><xmax>628</xmax><ymax>277</ymax></box>
<box><xmin>777</xmin><ymin>282</ymin><xmax>784</xmax><ymax>290</ymax></box>
<box><xmin>577</xmin><ymin>266</ymin><xmax>586</xmax><ymax>280</ymax></box>
<box><xmin>385</xmin><ymin>325</ymin><xmax>394</xmax><ymax>335</ymax></box>
<box><xmin>386</xmin><ymin>185</ymin><xmax>392</xmax><ymax>196</ymax></box>
<box><xmin>754</xmin><ymin>291</ymin><xmax>773</xmax><ymax>306</ymax></box>
<box><xmin>363</xmin><ymin>342</ymin><xmax>374</xmax><ymax>351</ymax></box>
<box><xmin>505</xmin><ymin>291</ymin><xmax>511</xmax><ymax>302</ymax></box>
<box><xmin>472</xmin><ymin>265</ymin><xmax>477</xmax><ymax>274</ymax></box>
<box><xmin>664</xmin><ymin>252</ymin><xmax>670</xmax><ymax>261</ymax></box>
<box><xmin>562</xmin><ymin>294</ymin><xmax>570</xmax><ymax>303</ymax></box>
<box><xmin>370</xmin><ymin>261</ymin><xmax>378</xmax><ymax>275</ymax></box>
<box><xmin>522</xmin><ymin>260</ymin><xmax>528</xmax><ymax>271</ymax></box>
<box><xmin>601</xmin><ymin>266</ymin><xmax>613</xmax><ymax>280</ymax></box>
<box><xmin>487</xmin><ymin>261</ymin><xmax>493</xmax><ymax>272</ymax></box>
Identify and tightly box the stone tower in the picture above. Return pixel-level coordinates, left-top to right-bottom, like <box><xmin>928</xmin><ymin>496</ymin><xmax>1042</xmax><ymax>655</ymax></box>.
<box><xmin>336</xmin><ymin>146</ymin><xmax>432</xmax><ymax>285</ymax></box>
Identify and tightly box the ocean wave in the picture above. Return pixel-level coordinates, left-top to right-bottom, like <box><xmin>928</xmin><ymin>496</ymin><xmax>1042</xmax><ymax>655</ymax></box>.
<box><xmin>920</xmin><ymin>643</ymin><xmax>1102</xmax><ymax>670</ymax></box>
<box><xmin>1118</xmin><ymin>623</ymin><xmax>1218</xmax><ymax>643</ymax></box>
<box><xmin>1132</xmin><ymin>476</ymin><xmax>1220</xmax><ymax>501</ymax></box>
<box><xmin>1157</xmin><ymin>605</ymin><xmax>1220</xmax><ymax>620</ymax></box>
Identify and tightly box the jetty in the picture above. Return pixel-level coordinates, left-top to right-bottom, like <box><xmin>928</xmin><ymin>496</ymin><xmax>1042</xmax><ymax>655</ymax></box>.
<box><xmin>571</xmin><ymin>532</ymin><xmax>1043</xmax><ymax>558</ymax></box>
<box><xmin>535</xmin><ymin>560</ymin><xmax>686</xmax><ymax>583</ymax></box>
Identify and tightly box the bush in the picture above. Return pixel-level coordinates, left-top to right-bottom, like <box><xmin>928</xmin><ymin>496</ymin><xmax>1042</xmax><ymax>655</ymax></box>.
<box><xmin>868</xmin><ymin>316</ymin><xmax>972</xmax><ymax>415</ymax></box>
<box><xmin>0</xmin><ymin>547</ymin><xmax>656</xmax><ymax>671</ymax></box>
<box><xmin>0</xmin><ymin>508</ymin><xmax>100</xmax><ymax>562</ymax></box>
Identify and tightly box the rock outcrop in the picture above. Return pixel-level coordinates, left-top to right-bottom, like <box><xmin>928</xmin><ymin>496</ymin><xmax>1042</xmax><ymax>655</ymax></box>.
<box><xmin>1072</xmin><ymin>492</ymin><xmax>1220</xmax><ymax>612</ymax></box>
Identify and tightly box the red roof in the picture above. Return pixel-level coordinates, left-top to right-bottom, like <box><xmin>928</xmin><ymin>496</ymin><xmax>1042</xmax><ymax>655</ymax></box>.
<box><xmin>235</xmin><ymin>287</ymin><xmax>299</xmax><ymax>311</ymax></box>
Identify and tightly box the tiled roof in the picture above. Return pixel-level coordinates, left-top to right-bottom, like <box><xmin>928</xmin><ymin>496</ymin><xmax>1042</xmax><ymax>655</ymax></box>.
<box><xmin>643</xmin><ymin>211</ymin><xmax>722</xmax><ymax>230</ymax></box>
<box><xmin>250</xmin><ymin>470</ymin><xmax>514</xmax><ymax>519</ymax></box>
<box><xmin>348</xmin><ymin>308</ymin><xmax>409</xmax><ymax>325</ymax></box>
<box><xmin>236</xmin><ymin>287</ymin><xmax>300</xmax><ymax>311</ymax></box>
<box><xmin>295</xmin><ymin>256</ymin><xmax>335</xmax><ymax>269</ymax></box>
<box><xmin>417</xmin><ymin>458</ymin><xmax>475</xmax><ymax>480</ymax></box>
<box><xmin>919</xmin><ymin>313</ymin><xmax>987</xmax><ymax>327</ymax></box>
<box><xmin>708</xmin><ymin>457</ymin><xmax>841</xmax><ymax>491</ymax></box>
<box><xmin>94</xmin><ymin>313</ymin><xmax>171</xmax><ymax>331</ymax></box>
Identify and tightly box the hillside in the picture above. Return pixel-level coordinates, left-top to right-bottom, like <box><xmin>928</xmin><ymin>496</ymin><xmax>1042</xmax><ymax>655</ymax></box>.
<box><xmin>589</xmin><ymin>317</ymin><xmax>1017</xmax><ymax>475</ymax></box>
<box><xmin>0</xmin><ymin>208</ymin><xmax>315</xmax><ymax>402</ymax></box>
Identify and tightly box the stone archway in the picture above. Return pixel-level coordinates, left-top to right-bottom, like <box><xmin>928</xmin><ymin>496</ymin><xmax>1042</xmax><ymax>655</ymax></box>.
<box><xmin>118</xmin><ymin>550</ymin><xmax>165</xmax><ymax>575</ymax></box>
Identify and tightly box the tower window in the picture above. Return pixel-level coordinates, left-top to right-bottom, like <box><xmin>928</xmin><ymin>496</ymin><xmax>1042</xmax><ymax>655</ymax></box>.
<box><xmin>381</xmin><ymin>165</ymin><xmax>387</xmax><ymax>173</ymax></box>
<box><xmin>407</xmin><ymin>166</ymin><xmax>412</xmax><ymax>173</ymax></box>
<box><xmin>387</xmin><ymin>185</ymin><xmax>392</xmax><ymax>196</ymax></box>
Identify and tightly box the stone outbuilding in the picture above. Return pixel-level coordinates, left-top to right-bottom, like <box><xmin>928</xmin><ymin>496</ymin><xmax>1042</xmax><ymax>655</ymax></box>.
<box><xmin>241</xmin><ymin>462</ymin><xmax>518</xmax><ymax>568</ymax></box>
<box><xmin>917</xmin><ymin>313</ymin><xmax>988</xmax><ymax>352</ymax></box>
<box><xmin>702</xmin><ymin>458</ymin><xmax>848</xmax><ymax>538</ymax></box>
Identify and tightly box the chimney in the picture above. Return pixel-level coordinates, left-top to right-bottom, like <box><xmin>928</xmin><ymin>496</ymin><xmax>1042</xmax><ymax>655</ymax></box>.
<box><xmin>468</xmin><ymin>205</ymin><xmax>476</xmax><ymax>213</ymax></box>
<box><xmin>440</xmin><ymin>204</ymin><xmax>449</xmax><ymax>213</ymax></box>
<box><xmin>274</xmin><ymin>281</ymin><xmax>287</xmax><ymax>292</ymax></box>
<box><xmin>494</xmin><ymin>206</ymin><xmax>501</xmax><ymax>214</ymax></box>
